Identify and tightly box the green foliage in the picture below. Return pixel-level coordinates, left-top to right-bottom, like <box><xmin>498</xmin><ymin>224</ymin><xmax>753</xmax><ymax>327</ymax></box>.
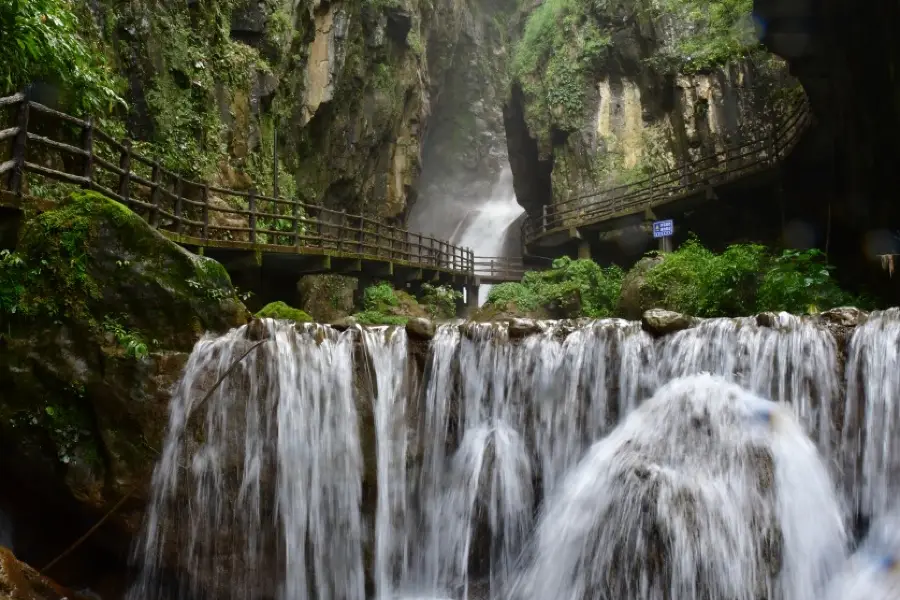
<box><xmin>352</xmin><ymin>282</ymin><xmax>426</xmax><ymax>325</ymax></box>
<box><xmin>485</xmin><ymin>257</ymin><xmax>624</xmax><ymax>318</ymax></box>
<box><xmin>255</xmin><ymin>301</ymin><xmax>313</xmax><ymax>323</ymax></box>
<box><xmin>641</xmin><ymin>238</ymin><xmax>861</xmax><ymax>316</ymax></box>
<box><xmin>757</xmin><ymin>249</ymin><xmax>859</xmax><ymax>315</ymax></box>
<box><xmin>511</xmin><ymin>0</ymin><xmax>611</xmax><ymax>144</ymax></box>
<box><xmin>644</xmin><ymin>0</ymin><xmax>757</xmax><ymax>73</ymax></box>
<box><xmin>0</xmin><ymin>0</ymin><xmax>124</xmax><ymax>113</ymax></box>
<box><xmin>102</xmin><ymin>315</ymin><xmax>152</xmax><ymax>359</ymax></box>
<box><xmin>419</xmin><ymin>283</ymin><xmax>462</xmax><ymax>319</ymax></box>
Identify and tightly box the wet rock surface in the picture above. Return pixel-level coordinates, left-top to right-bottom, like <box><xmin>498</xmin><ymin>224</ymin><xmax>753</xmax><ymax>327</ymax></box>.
<box><xmin>641</xmin><ymin>309</ymin><xmax>698</xmax><ymax>336</ymax></box>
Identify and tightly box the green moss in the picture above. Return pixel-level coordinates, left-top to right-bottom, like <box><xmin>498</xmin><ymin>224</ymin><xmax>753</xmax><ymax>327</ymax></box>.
<box><xmin>255</xmin><ymin>301</ymin><xmax>313</xmax><ymax>322</ymax></box>
<box><xmin>1</xmin><ymin>190</ymin><xmax>246</xmax><ymax>349</ymax></box>
<box><xmin>352</xmin><ymin>282</ymin><xmax>428</xmax><ymax>325</ymax></box>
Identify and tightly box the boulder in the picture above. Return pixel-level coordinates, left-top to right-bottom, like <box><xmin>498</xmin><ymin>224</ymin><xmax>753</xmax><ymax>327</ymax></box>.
<box><xmin>508</xmin><ymin>318</ymin><xmax>541</xmax><ymax>337</ymax></box>
<box><xmin>0</xmin><ymin>191</ymin><xmax>249</xmax><ymax>590</ymax></box>
<box><xmin>818</xmin><ymin>306</ymin><xmax>868</xmax><ymax>327</ymax></box>
<box><xmin>0</xmin><ymin>547</ymin><xmax>92</xmax><ymax>600</ymax></box>
<box><xmin>641</xmin><ymin>309</ymin><xmax>698</xmax><ymax>336</ymax></box>
<box><xmin>617</xmin><ymin>256</ymin><xmax>664</xmax><ymax>319</ymax></box>
<box><xmin>406</xmin><ymin>317</ymin><xmax>436</xmax><ymax>340</ymax></box>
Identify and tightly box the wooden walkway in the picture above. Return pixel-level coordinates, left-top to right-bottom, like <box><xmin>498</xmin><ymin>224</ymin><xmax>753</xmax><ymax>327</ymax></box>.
<box><xmin>0</xmin><ymin>90</ymin><xmax>502</xmax><ymax>287</ymax></box>
<box><xmin>523</xmin><ymin>92</ymin><xmax>813</xmax><ymax>246</ymax></box>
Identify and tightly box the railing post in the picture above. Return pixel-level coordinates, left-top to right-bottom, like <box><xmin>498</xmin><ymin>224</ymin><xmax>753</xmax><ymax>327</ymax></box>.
<box><xmin>149</xmin><ymin>163</ymin><xmax>161</xmax><ymax>228</ymax></box>
<box><xmin>173</xmin><ymin>177</ymin><xmax>183</xmax><ymax>234</ymax></box>
<box><xmin>8</xmin><ymin>89</ymin><xmax>30</xmax><ymax>196</ymax></box>
<box><xmin>542</xmin><ymin>204</ymin><xmax>548</xmax><ymax>232</ymax></box>
<box><xmin>491</xmin><ymin>258</ymin><xmax>495</xmax><ymax>277</ymax></box>
<box><xmin>117</xmin><ymin>139</ymin><xmax>132</xmax><ymax>207</ymax></box>
<box><xmin>248</xmin><ymin>188</ymin><xmax>257</xmax><ymax>244</ymax></box>
<box><xmin>375</xmin><ymin>223</ymin><xmax>381</xmax><ymax>258</ymax></box>
<box><xmin>417</xmin><ymin>233</ymin><xmax>423</xmax><ymax>264</ymax></box>
<box><xmin>293</xmin><ymin>200</ymin><xmax>300</xmax><ymax>247</ymax></box>
<box><xmin>357</xmin><ymin>217</ymin><xmax>364</xmax><ymax>255</ymax></box>
<box><xmin>201</xmin><ymin>184</ymin><xmax>210</xmax><ymax>240</ymax></box>
<box><xmin>81</xmin><ymin>117</ymin><xmax>94</xmax><ymax>188</ymax></box>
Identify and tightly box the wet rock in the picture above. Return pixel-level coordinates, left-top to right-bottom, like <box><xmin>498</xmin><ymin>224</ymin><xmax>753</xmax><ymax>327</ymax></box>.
<box><xmin>0</xmin><ymin>547</ymin><xmax>93</xmax><ymax>600</ymax></box>
<box><xmin>818</xmin><ymin>306</ymin><xmax>869</xmax><ymax>327</ymax></box>
<box><xmin>508</xmin><ymin>318</ymin><xmax>541</xmax><ymax>337</ymax></box>
<box><xmin>406</xmin><ymin>317</ymin><xmax>436</xmax><ymax>340</ymax></box>
<box><xmin>332</xmin><ymin>316</ymin><xmax>358</xmax><ymax>331</ymax></box>
<box><xmin>755</xmin><ymin>311</ymin><xmax>780</xmax><ymax>328</ymax></box>
<box><xmin>617</xmin><ymin>256</ymin><xmax>665</xmax><ymax>319</ymax></box>
<box><xmin>641</xmin><ymin>309</ymin><xmax>697</xmax><ymax>336</ymax></box>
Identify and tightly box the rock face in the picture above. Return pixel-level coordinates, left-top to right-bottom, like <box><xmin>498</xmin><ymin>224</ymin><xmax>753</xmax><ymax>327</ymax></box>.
<box><xmin>78</xmin><ymin>0</ymin><xmax>494</xmax><ymax>221</ymax></box>
<box><xmin>0</xmin><ymin>547</ymin><xmax>92</xmax><ymax>600</ymax></box>
<box><xmin>504</xmin><ymin>0</ymin><xmax>797</xmax><ymax>215</ymax></box>
<box><xmin>0</xmin><ymin>192</ymin><xmax>248</xmax><ymax>591</ymax></box>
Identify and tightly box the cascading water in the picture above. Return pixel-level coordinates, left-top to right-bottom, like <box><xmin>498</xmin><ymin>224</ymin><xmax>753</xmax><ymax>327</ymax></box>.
<box><xmin>128</xmin><ymin>320</ymin><xmax>365</xmax><ymax>600</ymax></box>
<box><xmin>451</xmin><ymin>168</ymin><xmax>525</xmax><ymax>306</ymax></box>
<box><xmin>657</xmin><ymin>313</ymin><xmax>841</xmax><ymax>454</ymax></box>
<box><xmin>826</xmin><ymin>510</ymin><xmax>900</xmax><ymax>599</ymax></box>
<box><xmin>842</xmin><ymin>308</ymin><xmax>900</xmax><ymax>519</ymax></box>
<box><xmin>129</xmin><ymin>311</ymin><xmax>900</xmax><ymax>600</ymax></box>
<box><xmin>507</xmin><ymin>374</ymin><xmax>847</xmax><ymax>600</ymax></box>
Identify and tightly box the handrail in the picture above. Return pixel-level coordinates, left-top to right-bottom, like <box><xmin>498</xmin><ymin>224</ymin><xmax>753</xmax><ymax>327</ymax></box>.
<box><xmin>0</xmin><ymin>89</ymin><xmax>477</xmax><ymax>276</ymax></box>
<box><xmin>522</xmin><ymin>92</ymin><xmax>813</xmax><ymax>244</ymax></box>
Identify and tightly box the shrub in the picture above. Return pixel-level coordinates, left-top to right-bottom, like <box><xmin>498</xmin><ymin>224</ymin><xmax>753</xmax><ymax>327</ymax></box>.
<box><xmin>352</xmin><ymin>282</ymin><xmax>427</xmax><ymax>326</ymax></box>
<box><xmin>419</xmin><ymin>283</ymin><xmax>462</xmax><ymax>319</ymax></box>
<box><xmin>638</xmin><ymin>238</ymin><xmax>862</xmax><ymax>316</ymax></box>
<box><xmin>484</xmin><ymin>258</ymin><xmax>624</xmax><ymax>318</ymax></box>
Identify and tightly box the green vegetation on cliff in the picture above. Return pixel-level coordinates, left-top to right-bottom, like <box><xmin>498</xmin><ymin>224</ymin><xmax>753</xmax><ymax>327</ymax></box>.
<box><xmin>0</xmin><ymin>0</ymin><xmax>123</xmax><ymax>112</ymax></box>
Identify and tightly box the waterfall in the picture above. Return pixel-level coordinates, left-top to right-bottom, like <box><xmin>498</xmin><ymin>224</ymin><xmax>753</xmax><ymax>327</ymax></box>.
<box><xmin>128</xmin><ymin>320</ymin><xmax>365</xmax><ymax>600</ymax></box>
<box><xmin>451</xmin><ymin>168</ymin><xmax>525</xmax><ymax>306</ymax></box>
<box><xmin>361</xmin><ymin>326</ymin><xmax>412</xmax><ymax>599</ymax></box>
<box><xmin>825</xmin><ymin>510</ymin><xmax>900</xmax><ymax>599</ymax></box>
<box><xmin>657</xmin><ymin>314</ymin><xmax>841</xmax><ymax>455</ymax></box>
<box><xmin>129</xmin><ymin>311</ymin><xmax>900</xmax><ymax>600</ymax></box>
<box><xmin>507</xmin><ymin>374</ymin><xmax>847</xmax><ymax>600</ymax></box>
<box><xmin>842</xmin><ymin>308</ymin><xmax>900</xmax><ymax>519</ymax></box>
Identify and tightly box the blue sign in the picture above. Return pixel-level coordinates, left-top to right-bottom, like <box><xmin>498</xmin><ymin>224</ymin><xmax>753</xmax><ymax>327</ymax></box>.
<box><xmin>652</xmin><ymin>219</ymin><xmax>674</xmax><ymax>239</ymax></box>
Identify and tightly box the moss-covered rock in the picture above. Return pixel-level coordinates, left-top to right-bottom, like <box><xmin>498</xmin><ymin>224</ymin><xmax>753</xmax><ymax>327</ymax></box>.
<box><xmin>617</xmin><ymin>255</ymin><xmax>665</xmax><ymax>319</ymax></box>
<box><xmin>0</xmin><ymin>191</ymin><xmax>249</xmax><ymax>581</ymax></box>
<box><xmin>255</xmin><ymin>301</ymin><xmax>313</xmax><ymax>322</ymax></box>
<box><xmin>352</xmin><ymin>282</ymin><xmax>428</xmax><ymax>325</ymax></box>
<box><xmin>297</xmin><ymin>274</ymin><xmax>356</xmax><ymax>322</ymax></box>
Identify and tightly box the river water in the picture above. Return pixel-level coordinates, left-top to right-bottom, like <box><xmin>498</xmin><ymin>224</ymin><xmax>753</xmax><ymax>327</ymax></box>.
<box><xmin>128</xmin><ymin>311</ymin><xmax>900</xmax><ymax>599</ymax></box>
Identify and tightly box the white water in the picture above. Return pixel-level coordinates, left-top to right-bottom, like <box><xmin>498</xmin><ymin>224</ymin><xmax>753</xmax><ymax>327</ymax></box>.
<box><xmin>507</xmin><ymin>374</ymin><xmax>847</xmax><ymax>600</ymax></box>
<box><xmin>826</xmin><ymin>510</ymin><xmax>900</xmax><ymax>599</ymax></box>
<box><xmin>452</xmin><ymin>168</ymin><xmax>525</xmax><ymax>306</ymax></box>
<box><xmin>842</xmin><ymin>308</ymin><xmax>900</xmax><ymax>519</ymax></box>
<box><xmin>129</xmin><ymin>312</ymin><xmax>900</xmax><ymax>600</ymax></box>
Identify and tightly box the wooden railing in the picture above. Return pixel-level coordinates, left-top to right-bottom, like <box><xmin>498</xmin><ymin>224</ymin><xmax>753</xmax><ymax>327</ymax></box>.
<box><xmin>523</xmin><ymin>92</ymin><xmax>813</xmax><ymax>244</ymax></box>
<box><xmin>0</xmin><ymin>90</ymin><xmax>475</xmax><ymax>276</ymax></box>
<box><xmin>473</xmin><ymin>256</ymin><xmax>531</xmax><ymax>282</ymax></box>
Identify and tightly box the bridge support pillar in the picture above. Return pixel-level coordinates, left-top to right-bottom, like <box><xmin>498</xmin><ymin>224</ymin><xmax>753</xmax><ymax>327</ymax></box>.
<box><xmin>577</xmin><ymin>240</ymin><xmax>591</xmax><ymax>260</ymax></box>
<box><xmin>465</xmin><ymin>282</ymin><xmax>479</xmax><ymax>311</ymax></box>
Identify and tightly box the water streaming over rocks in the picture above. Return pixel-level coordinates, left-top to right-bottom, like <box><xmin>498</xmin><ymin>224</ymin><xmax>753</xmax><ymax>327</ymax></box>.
<box><xmin>825</xmin><ymin>510</ymin><xmax>900</xmax><ymax>599</ymax></box>
<box><xmin>128</xmin><ymin>311</ymin><xmax>900</xmax><ymax>600</ymax></box>
<box><xmin>507</xmin><ymin>374</ymin><xmax>847</xmax><ymax>600</ymax></box>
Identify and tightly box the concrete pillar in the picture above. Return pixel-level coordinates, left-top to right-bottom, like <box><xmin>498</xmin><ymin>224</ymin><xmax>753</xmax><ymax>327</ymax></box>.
<box><xmin>466</xmin><ymin>283</ymin><xmax>479</xmax><ymax>310</ymax></box>
<box><xmin>577</xmin><ymin>240</ymin><xmax>591</xmax><ymax>260</ymax></box>
<box><xmin>659</xmin><ymin>236</ymin><xmax>673</xmax><ymax>253</ymax></box>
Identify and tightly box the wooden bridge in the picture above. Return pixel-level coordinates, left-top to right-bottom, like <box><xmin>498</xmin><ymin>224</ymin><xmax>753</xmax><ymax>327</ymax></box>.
<box><xmin>522</xmin><ymin>92</ymin><xmax>813</xmax><ymax>248</ymax></box>
<box><xmin>0</xmin><ymin>89</ymin><xmax>535</xmax><ymax>304</ymax></box>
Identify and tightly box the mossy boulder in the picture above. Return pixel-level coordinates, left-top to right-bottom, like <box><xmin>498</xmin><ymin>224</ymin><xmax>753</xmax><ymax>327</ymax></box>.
<box><xmin>617</xmin><ymin>256</ymin><xmax>665</xmax><ymax>319</ymax></box>
<box><xmin>0</xmin><ymin>191</ymin><xmax>249</xmax><ymax>585</ymax></box>
<box><xmin>255</xmin><ymin>301</ymin><xmax>313</xmax><ymax>322</ymax></box>
<box><xmin>297</xmin><ymin>274</ymin><xmax>356</xmax><ymax>322</ymax></box>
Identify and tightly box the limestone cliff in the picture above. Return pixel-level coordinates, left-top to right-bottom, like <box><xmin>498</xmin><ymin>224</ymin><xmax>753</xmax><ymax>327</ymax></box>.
<box><xmin>71</xmin><ymin>0</ymin><xmax>480</xmax><ymax>222</ymax></box>
<box><xmin>504</xmin><ymin>0</ymin><xmax>798</xmax><ymax>214</ymax></box>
